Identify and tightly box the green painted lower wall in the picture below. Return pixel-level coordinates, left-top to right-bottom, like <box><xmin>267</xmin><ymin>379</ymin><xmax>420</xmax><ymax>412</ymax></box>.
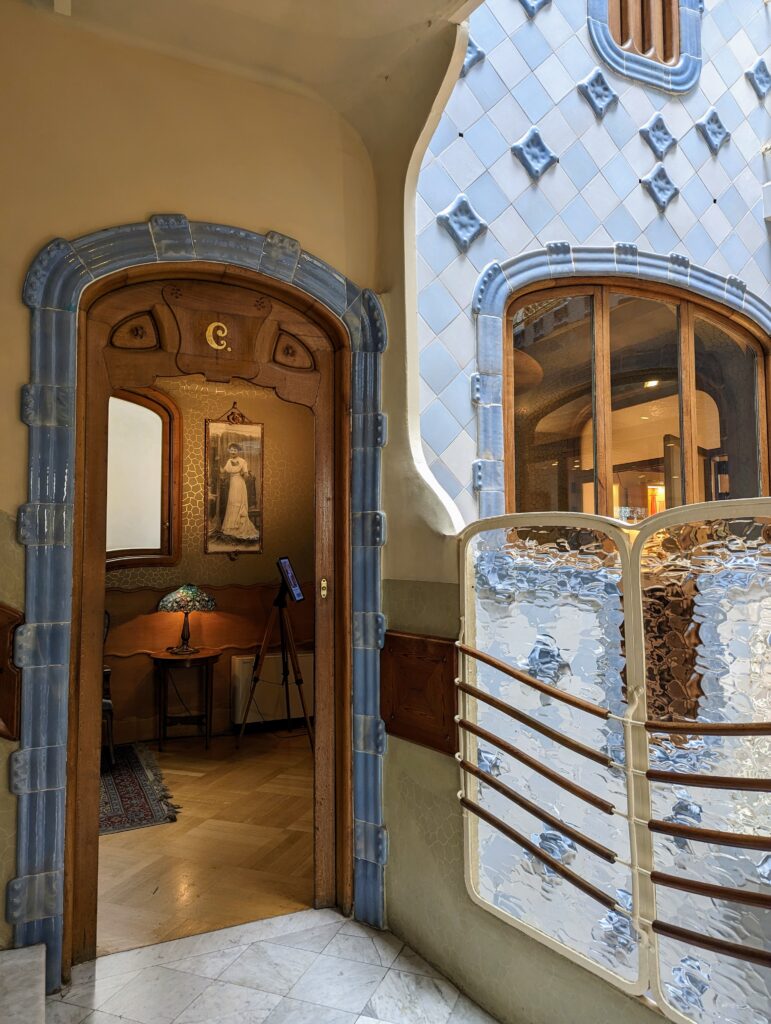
<box><xmin>383</xmin><ymin>737</ymin><xmax>660</xmax><ymax>1024</ymax></box>
<box><xmin>382</xmin><ymin>578</ymin><xmax>459</xmax><ymax>638</ymax></box>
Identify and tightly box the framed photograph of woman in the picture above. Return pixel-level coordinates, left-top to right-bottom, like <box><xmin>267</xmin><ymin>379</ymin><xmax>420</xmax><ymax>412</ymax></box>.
<box><xmin>204</xmin><ymin>412</ymin><xmax>263</xmax><ymax>554</ymax></box>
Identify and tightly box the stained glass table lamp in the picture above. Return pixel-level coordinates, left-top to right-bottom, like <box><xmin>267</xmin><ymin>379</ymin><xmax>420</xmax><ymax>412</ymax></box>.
<box><xmin>158</xmin><ymin>584</ymin><xmax>216</xmax><ymax>655</ymax></box>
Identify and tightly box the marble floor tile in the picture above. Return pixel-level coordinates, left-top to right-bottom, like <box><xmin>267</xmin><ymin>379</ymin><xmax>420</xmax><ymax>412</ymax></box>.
<box><xmin>45</xmin><ymin>1003</ymin><xmax>92</xmax><ymax>1024</ymax></box>
<box><xmin>390</xmin><ymin>947</ymin><xmax>442</xmax><ymax>978</ymax></box>
<box><xmin>174</xmin><ymin>979</ymin><xmax>282</xmax><ymax>1022</ymax></box>
<box><xmin>268</xmin><ymin>921</ymin><xmax>343</xmax><ymax>953</ymax></box>
<box><xmin>98</xmin><ymin>965</ymin><xmax>210</xmax><ymax>1024</ymax></box>
<box><xmin>364</xmin><ymin>969</ymin><xmax>459</xmax><ymax>1024</ymax></box>
<box><xmin>287</xmin><ymin>954</ymin><xmax>386</xmax><ymax>1014</ymax></box>
<box><xmin>55</xmin><ymin>970</ymin><xmax>140</xmax><ymax>1010</ymax></box>
<box><xmin>164</xmin><ymin>945</ymin><xmax>248</xmax><ymax>980</ymax></box>
<box><xmin>448</xmin><ymin>994</ymin><xmax>500</xmax><ymax>1023</ymax></box>
<box><xmin>323</xmin><ymin>925</ymin><xmax>403</xmax><ymax>968</ymax></box>
<box><xmin>80</xmin><ymin>1014</ymin><xmax>130</xmax><ymax>1024</ymax></box>
<box><xmin>219</xmin><ymin>940</ymin><xmax>317</xmax><ymax>995</ymax></box>
<box><xmin>265</xmin><ymin>997</ymin><xmax>359</xmax><ymax>1024</ymax></box>
<box><xmin>2</xmin><ymin>944</ymin><xmax>45</xmax><ymax>1024</ymax></box>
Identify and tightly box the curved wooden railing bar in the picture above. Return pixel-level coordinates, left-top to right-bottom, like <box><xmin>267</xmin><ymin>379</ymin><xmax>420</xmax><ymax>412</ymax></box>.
<box><xmin>646</xmin><ymin>720</ymin><xmax>771</xmax><ymax>736</ymax></box>
<box><xmin>457</xmin><ymin>643</ymin><xmax>610</xmax><ymax>720</ymax></box>
<box><xmin>646</xmin><ymin>769</ymin><xmax>771</xmax><ymax>792</ymax></box>
<box><xmin>648</xmin><ymin>820</ymin><xmax>771</xmax><ymax>851</ymax></box>
<box><xmin>459</xmin><ymin>718</ymin><xmax>616</xmax><ymax>815</ymax></box>
<box><xmin>650</xmin><ymin>871</ymin><xmax>771</xmax><ymax>910</ymax></box>
<box><xmin>460</xmin><ymin>797</ymin><xmax>619</xmax><ymax>912</ymax></box>
<box><xmin>460</xmin><ymin>759</ymin><xmax>617</xmax><ymax>863</ymax></box>
<box><xmin>457</xmin><ymin>680</ymin><xmax>612</xmax><ymax>767</ymax></box>
<box><xmin>652</xmin><ymin>920</ymin><xmax>771</xmax><ymax>969</ymax></box>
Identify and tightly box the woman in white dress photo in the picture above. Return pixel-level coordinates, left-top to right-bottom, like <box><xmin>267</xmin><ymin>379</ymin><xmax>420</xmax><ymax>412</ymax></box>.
<box><xmin>205</xmin><ymin>419</ymin><xmax>263</xmax><ymax>553</ymax></box>
<box><xmin>220</xmin><ymin>443</ymin><xmax>259</xmax><ymax>541</ymax></box>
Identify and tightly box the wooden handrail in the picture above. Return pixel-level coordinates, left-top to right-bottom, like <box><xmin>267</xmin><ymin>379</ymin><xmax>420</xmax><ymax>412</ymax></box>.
<box><xmin>457</xmin><ymin>643</ymin><xmax>610</xmax><ymax>720</ymax></box>
<box><xmin>459</xmin><ymin>718</ymin><xmax>616</xmax><ymax>815</ymax></box>
<box><xmin>648</xmin><ymin>819</ymin><xmax>771</xmax><ymax>851</ymax></box>
<box><xmin>647</xmin><ymin>770</ymin><xmax>771</xmax><ymax>792</ymax></box>
<box><xmin>651</xmin><ymin>871</ymin><xmax>771</xmax><ymax>910</ymax></box>
<box><xmin>652</xmin><ymin>920</ymin><xmax>771</xmax><ymax>969</ymax></box>
<box><xmin>457</xmin><ymin>681</ymin><xmax>612</xmax><ymax>767</ymax></box>
<box><xmin>460</xmin><ymin>759</ymin><xmax>617</xmax><ymax>863</ymax></box>
<box><xmin>646</xmin><ymin>720</ymin><xmax>771</xmax><ymax>736</ymax></box>
<box><xmin>460</xmin><ymin>797</ymin><xmax>619</xmax><ymax>912</ymax></box>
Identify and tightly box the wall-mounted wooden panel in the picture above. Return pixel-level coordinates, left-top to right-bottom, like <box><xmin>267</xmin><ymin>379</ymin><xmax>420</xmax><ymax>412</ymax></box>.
<box><xmin>380</xmin><ymin>630</ymin><xmax>457</xmax><ymax>756</ymax></box>
<box><xmin>0</xmin><ymin>602</ymin><xmax>23</xmax><ymax>741</ymax></box>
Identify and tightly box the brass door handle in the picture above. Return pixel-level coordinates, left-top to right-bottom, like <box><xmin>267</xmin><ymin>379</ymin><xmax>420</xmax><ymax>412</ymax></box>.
<box><xmin>320</xmin><ymin>578</ymin><xmax>328</xmax><ymax>599</ymax></box>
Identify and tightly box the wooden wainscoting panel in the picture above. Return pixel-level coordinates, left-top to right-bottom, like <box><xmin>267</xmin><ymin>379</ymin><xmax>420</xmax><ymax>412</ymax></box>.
<box><xmin>380</xmin><ymin>630</ymin><xmax>458</xmax><ymax>756</ymax></box>
<box><xmin>0</xmin><ymin>603</ymin><xmax>23</xmax><ymax>741</ymax></box>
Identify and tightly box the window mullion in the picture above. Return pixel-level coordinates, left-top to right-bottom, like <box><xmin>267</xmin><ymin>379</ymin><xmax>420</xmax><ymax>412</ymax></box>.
<box><xmin>593</xmin><ymin>287</ymin><xmax>614</xmax><ymax>517</ymax></box>
<box><xmin>679</xmin><ymin>301</ymin><xmax>699</xmax><ymax>505</ymax></box>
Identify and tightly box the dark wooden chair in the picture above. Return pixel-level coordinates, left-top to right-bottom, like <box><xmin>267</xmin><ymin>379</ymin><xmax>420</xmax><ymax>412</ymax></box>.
<box><xmin>102</xmin><ymin>610</ymin><xmax>115</xmax><ymax>766</ymax></box>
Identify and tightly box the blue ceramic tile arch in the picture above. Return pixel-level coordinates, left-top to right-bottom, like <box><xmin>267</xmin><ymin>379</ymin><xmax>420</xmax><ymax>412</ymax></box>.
<box><xmin>9</xmin><ymin>215</ymin><xmax>388</xmax><ymax>990</ymax></box>
<box><xmin>471</xmin><ymin>244</ymin><xmax>771</xmax><ymax>517</ymax></box>
<box><xmin>587</xmin><ymin>0</ymin><xmax>703</xmax><ymax>93</ymax></box>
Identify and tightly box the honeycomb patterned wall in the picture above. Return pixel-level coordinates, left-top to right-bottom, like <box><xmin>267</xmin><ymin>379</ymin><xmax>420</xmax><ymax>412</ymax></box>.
<box><xmin>105</xmin><ymin>375</ymin><xmax>315</xmax><ymax>590</ymax></box>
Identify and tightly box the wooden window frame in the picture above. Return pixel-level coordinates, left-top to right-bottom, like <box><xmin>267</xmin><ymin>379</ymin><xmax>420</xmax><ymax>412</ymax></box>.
<box><xmin>504</xmin><ymin>278</ymin><xmax>771</xmax><ymax>516</ymax></box>
<box><xmin>105</xmin><ymin>386</ymin><xmax>182</xmax><ymax>570</ymax></box>
<box><xmin>608</xmin><ymin>0</ymin><xmax>680</xmax><ymax>65</ymax></box>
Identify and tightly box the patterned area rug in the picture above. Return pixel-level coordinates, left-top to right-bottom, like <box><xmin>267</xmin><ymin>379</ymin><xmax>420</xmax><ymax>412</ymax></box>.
<box><xmin>100</xmin><ymin>744</ymin><xmax>180</xmax><ymax>835</ymax></box>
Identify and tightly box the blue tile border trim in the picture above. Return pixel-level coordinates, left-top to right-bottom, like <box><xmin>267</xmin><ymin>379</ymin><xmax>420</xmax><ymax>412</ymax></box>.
<box><xmin>471</xmin><ymin>244</ymin><xmax>771</xmax><ymax>516</ymax></box>
<box><xmin>587</xmin><ymin>0</ymin><xmax>702</xmax><ymax>93</ymax></box>
<box><xmin>11</xmin><ymin>215</ymin><xmax>388</xmax><ymax>989</ymax></box>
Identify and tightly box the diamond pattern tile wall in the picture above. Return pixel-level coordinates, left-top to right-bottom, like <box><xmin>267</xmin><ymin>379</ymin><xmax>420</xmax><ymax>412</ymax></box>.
<box><xmin>417</xmin><ymin>0</ymin><xmax>771</xmax><ymax>522</ymax></box>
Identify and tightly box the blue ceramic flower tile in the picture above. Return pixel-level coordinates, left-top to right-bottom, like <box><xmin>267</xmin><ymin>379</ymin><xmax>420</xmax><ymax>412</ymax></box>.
<box><xmin>640</xmin><ymin>114</ymin><xmax>676</xmax><ymax>160</ymax></box>
<box><xmin>461</xmin><ymin>36</ymin><xmax>485</xmax><ymax>78</ymax></box>
<box><xmin>746</xmin><ymin>58</ymin><xmax>771</xmax><ymax>100</ymax></box>
<box><xmin>518</xmin><ymin>0</ymin><xmax>551</xmax><ymax>15</ymax></box>
<box><xmin>696</xmin><ymin>108</ymin><xmax>730</xmax><ymax>155</ymax></box>
<box><xmin>642</xmin><ymin>164</ymin><xmax>680</xmax><ymax>212</ymax></box>
<box><xmin>437</xmin><ymin>194</ymin><xmax>487</xmax><ymax>254</ymax></box>
<box><xmin>577</xmin><ymin>68</ymin><xmax>618</xmax><ymax>120</ymax></box>
<box><xmin>511</xmin><ymin>127</ymin><xmax>559</xmax><ymax>181</ymax></box>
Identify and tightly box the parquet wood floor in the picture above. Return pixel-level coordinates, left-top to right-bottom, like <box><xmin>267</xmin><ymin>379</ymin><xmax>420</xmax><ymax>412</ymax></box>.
<box><xmin>97</xmin><ymin>732</ymin><xmax>314</xmax><ymax>956</ymax></box>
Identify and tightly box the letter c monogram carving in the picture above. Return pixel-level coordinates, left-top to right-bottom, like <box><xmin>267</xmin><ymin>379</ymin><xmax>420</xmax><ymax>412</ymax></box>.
<box><xmin>205</xmin><ymin>321</ymin><xmax>228</xmax><ymax>350</ymax></box>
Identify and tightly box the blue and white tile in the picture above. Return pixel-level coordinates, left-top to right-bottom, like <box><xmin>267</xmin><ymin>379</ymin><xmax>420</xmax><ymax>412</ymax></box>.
<box><xmin>486</xmin><ymin>38</ymin><xmax>528</xmax><ymax>90</ymax></box>
<box><xmin>364</xmin><ymin>970</ymin><xmax>459</xmax><ymax>1024</ymax></box>
<box><xmin>287</xmin><ymin>955</ymin><xmax>386</xmax><ymax>1014</ymax></box>
<box><xmin>439</xmin><ymin>140</ymin><xmax>486</xmax><ymax>191</ymax></box>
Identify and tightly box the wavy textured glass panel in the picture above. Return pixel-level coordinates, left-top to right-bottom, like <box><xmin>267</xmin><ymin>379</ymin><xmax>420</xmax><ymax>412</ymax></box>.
<box><xmin>641</xmin><ymin>517</ymin><xmax>771</xmax><ymax>1024</ymax></box>
<box><xmin>466</xmin><ymin>524</ymin><xmax>638</xmax><ymax>983</ymax></box>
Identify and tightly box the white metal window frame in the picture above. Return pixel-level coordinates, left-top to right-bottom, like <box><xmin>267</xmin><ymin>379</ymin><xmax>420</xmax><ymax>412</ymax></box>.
<box><xmin>458</xmin><ymin>497</ymin><xmax>771</xmax><ymax>1023</ymax></box>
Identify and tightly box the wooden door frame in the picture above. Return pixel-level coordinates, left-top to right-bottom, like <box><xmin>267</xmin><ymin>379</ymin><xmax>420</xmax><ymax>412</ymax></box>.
<box><xmin>63</xmin><ymin>262</ymin><xmax>352</xmax><ymax>971</ymax></box>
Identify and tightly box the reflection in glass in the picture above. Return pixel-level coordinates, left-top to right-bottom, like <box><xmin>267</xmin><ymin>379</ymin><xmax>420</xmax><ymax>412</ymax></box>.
<box><xmin>106</xmin><ymin>397</ymin><xmax>163</xmax><ymax>552</ymax></box>
<box><xmin>609</xmin><ymin>295</ymin><xmax>681</xmax><ymax>523</ymax></box>
<box><xmin>512</xmin><ymin>295</ymin><xmax>595</xmax><ymax>513</ymax></box>
<box><xmin>694</xmin><ymin>318</ymin><xmax>760</xmax><ymax>501</ymax></box>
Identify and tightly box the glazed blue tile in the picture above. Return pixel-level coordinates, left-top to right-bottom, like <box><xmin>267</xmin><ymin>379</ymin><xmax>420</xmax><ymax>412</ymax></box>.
<box><xmin>417</xmin><ymin>220</ymin><xmax>458</xmax><ymax>275</ymax></box>
<box><xmin>466</xmin><ymin>172</ymin><xmax>509</xmax><ymax>223</ymax></box>
<box><xmin>354</xmin><ymin>860</ymin><xmax>384</xmax><ymax>929</ymax></box>
<box><xmin>420</xmin><ymin>341</ymin><xmax>460</xmax><ymax>394</ymax></box>
<box><xmin>512</xmin><ymin>20</ymin><xmax>551</xmax><ymax>71</ymax></box>
<box><xmin>557</xmin><ymin>38</ymin><xmax>595</xmax><ymax>80</ymax></box>
<box><xmin>562</xmin><ymin>195</ymin><xmax>600</xmax><ymax>243</ymax></box>
<box><xmin>294</xmin><ymin>252</ymin><xmax>347</xmax><ymax>314</ymax></box>
<box><xmin>419</xmin><ymin>162</ymin><xmax>459</xmax><ymax>213</ymax></box>
<box><xmin>712</xmin><ymin>2</ymin><xmax>741</xmax><ymax>39</ymax></box>
<box><xmin>711</xmin><ymin>45</ymin><xmax>742</xmax><ymax>87</ymax></box>
<box><xmin>511</xmin><ymin>127</ymin><xmax>559</xmax><ymax>181</ymax></box>
<box><xmin>72</xmin><ymin>223</ymin><xmax>156</xmax><ymax>275</ymax></box>
<box><xmin>577</xmin><ymin>67</ymin><xmax>618</xmax><ymax>119</ymax></box>
<box><xmin>561</xmin><ymin>2</ymin><xmax>585</xmax><ymax>29</ymax></box>
<box><xmin>753</xmin><ymin>239</ymin><xmax>771</xmax><ymax>279</ymax></box>
<box><xmin>681</xmin><ymin>87</ymin><xmax>709</xmax><ymax>120</ymax></box>
<box><xmin>428</xmin><ymin>113</ymin><xmax>460</xmax><ymax>156</ymax></box>
<box><xmin>467</xmin><ymin>229</ymin><xmax>508</xmax><ymax>272</ymax></box>
<box><xmin>421</xmin><ymin>400</ymin><xmax>463</xmax><ymax>455</ymax></box>
<box><xmin>561</xmin><ymin>140</ymin><xmax>598</xmax><ymax>190</ymax></box>
<box><xmin>514</xmin><ymin>186</ymin><xmax>556</xmax><ymax>234</ymax></box>
<box><xmin>696</xmin><ymin>110</ymin><xmax>729</xmax><ymax>155</ymax></box>
<box><xmin>465</xmin><ymin>60</ymin><xmax>508</xmax><ymax>110</ymax></box>
<box><xmin>644</xmin><ymin>215</ymin><xmax>679</xmax><ymax>255</ymax></box>
<box><xmin>465</xmin><ymin>116</ymin><xmax>509</xmax><ymax>168</ymax></box>
<box><xmin>461</xmin><ymin>35</ymin><xmax>485</xmax><ymax>78</ymax></box>
<box><xmin>640</xmin><ymin>114</ymin><xmax>677</xmax><ymax>160</ymax></box>
<box><xmin>353</xmin><ymin>649</ymin><xmax>380</xmax><ymax>715</ymax></box>
<box><xmin>430</xmin><ymin>459</ymin><xmax>464</xmax><ymax>499</ymax></box>
<box><xmin>516</xmin><ymin>74</ymin><xmax>552</xmax><ymax>123</ymax></box>
<box><xmin>437</xmin><ymin>194</ymin><xmax>487</xmax><ymax>254</ymax></box>
<box><xmin>604</xmin><ymin>152</ymin><xmax>638</xmax><ymax>199</ymax></box>
<box><xmin>606</xmin><ymin>205</ymin><xmax>642</xmax><ymax>245</ymax></box>
<box><xmin>678</xmin><ymin>126</ymin><xmax>709</xmax><ymax>168</ymax></box>
<box><xmin>603</xmin><ymin>102</ymin><xmax>637</xmax><ymax>148</ymax></box>
<box><xmin>682</xmin><ymin>175</ymin><xmax>713</xmax><ymax>216</ymax></box>
<box><xmin>353</xmin><ymin>751</ymin><xmax>383</xmax><ymax>824</ymax></box>
<box><xmin>557</xmin><ymin>89</ymin><xmax>597</xmax><ymax>137</ymax></box>
<box><xmin>684</xmin><ymin>222</ymin><xmax>718</xmax><ymax>264</ymax></box>
<box><xmin>720</xmin><ymin>233</ymin><xmax>751</xmax><ymax>271</ymax></box>
<box><xmin>717</xmin><ymin>139</ymin><xmax>746</xmax><ymax>179</ymax></box>
<box><xmin>718</xmin><ymin>185</ymin><xmax>749</xmax><ymax>226</ymax></box>
<box><xmin>440</xmin><ymin>372</ymin><xmax>475</xmax><ymax>428</ymax></box>
<box><xmin>149</xmin><ymin>214</ymin><xmax>195</xmax><ymax>261</ymax></box>
<box><xmin>260</xmin><ymin>231</ymin><xmax>301</xmax><ymax>281</ymax></box>
<box><xmin>714</xmin><ymin>92</ymin><xmax>744</xmax><ymax>133</ymax></box>
<box><xmin>518</xmin><ymin>0</ymin><xmax>551</xmax><ymax>15</ymax></box>
<box><xmin>642</xmin><ymin>164</ymin><xmax>679</xmax><ymax>212</ymax></box>
<box><xmin>642</xmin><ymin>87</ymin><xmax>668</xmax><ymax>112</ymax></box>
<box><xmin>747</xmin><ymin>105</ymin><xmax>769</xmax><ymax>142</ymax></box>
<box><xmin>468</xmin><ymin>3</ymin><xmax>506</xmax><ymax>51</ymax></box>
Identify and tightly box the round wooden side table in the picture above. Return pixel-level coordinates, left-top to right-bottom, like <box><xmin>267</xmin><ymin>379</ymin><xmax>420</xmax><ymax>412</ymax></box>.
<box><xmin>151</xmin><ymin>648</ymin><xmax>220</xmax><ymax>750</ymax></box>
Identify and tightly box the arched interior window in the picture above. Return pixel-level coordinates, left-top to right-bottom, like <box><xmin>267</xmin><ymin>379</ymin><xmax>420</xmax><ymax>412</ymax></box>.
<box><xmin>106</xmin><ymin>388</ymin><xmax>181</xmax><ymax>568</ymax></box>
<box><xmin>506</xmin><ymin>285</ymin><xmax>768</xmax><ymax>523</ymax></box>
<box><xmin>609</xmin><ymin>0</ymin><xmax>679</xmax><ymax>65</ymax></box>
